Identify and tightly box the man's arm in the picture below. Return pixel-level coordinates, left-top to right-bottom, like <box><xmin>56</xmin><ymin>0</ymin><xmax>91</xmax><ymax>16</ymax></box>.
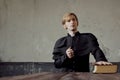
<box><xmin>52</xmin><ymin>38</ymin><xmax>74</xmax><ymax>68</ymax></box>
<box><xmin>89</xmin><ymin>33</ymin><xmax>112</xmax><ymax>65</ymax></box>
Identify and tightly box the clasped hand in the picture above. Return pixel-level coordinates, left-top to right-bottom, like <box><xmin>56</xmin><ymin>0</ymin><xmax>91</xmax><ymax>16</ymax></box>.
<box><xmin>66</xmin><ymin>47</ymin><xmax>74</xmax><ymax>58</ymax></box>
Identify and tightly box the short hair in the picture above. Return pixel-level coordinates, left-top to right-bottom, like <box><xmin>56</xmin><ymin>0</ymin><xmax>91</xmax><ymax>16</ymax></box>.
<box><xmin>62</xmin><ymin>13</ymin><xmax>79</xmax><ymax>26</ymax></box>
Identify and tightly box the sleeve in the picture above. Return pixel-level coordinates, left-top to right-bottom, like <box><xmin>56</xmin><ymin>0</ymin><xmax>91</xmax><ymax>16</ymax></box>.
<box><xmin>89</xmin><ymin>33</ymin><xmax>108</xmax><ymax>62</ymax></box>
<box><xmin>52</xmin><ymin>38</ymin><xmax>73</xmax><ymax>68</ymax></box>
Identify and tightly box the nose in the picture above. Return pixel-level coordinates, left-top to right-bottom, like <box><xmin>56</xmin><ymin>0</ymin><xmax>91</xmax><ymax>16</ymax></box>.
<box><xmin>70</xmin><ymin>20</ymin><xmax>74</xmax><ymax>23</ymax></box>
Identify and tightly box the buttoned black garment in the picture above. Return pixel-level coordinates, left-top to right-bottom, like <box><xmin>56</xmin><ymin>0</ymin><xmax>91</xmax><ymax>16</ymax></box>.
<box><xmin>52</xmin><ymin>32</ymin><xmax>107</xmax><ymax>72</ymax></box>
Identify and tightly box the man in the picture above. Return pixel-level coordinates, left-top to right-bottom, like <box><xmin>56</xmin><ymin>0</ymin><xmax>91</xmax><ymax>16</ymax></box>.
<box><xmin>52</xmin><ymin>13</ymin><xmax>112</xmax><ymax>72</ymax></box>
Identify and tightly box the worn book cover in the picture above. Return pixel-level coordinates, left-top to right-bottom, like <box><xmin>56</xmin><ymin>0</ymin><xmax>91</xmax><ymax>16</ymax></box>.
<box><xmin>93</xmin><ymin>64</ymin><xmax>118</xmax><ymax>73</ymax></box>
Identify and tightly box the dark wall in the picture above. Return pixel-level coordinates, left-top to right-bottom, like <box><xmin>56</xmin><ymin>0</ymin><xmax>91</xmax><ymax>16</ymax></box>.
<box><xmin>0</xmin><ymin>62</ymin><xmax>120</xmax><ymax>77</ymax></box>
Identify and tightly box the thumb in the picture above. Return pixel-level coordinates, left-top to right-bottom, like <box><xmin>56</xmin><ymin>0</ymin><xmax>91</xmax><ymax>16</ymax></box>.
<box><xmin>69</xmin><ymin>46</ymin><xmax>71</xmax><ymax>49</ymax></box>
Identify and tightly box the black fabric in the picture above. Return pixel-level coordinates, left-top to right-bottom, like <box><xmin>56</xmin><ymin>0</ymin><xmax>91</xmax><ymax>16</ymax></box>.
<box><xmin>52</xmin><ymin>32</ymin><xmax>107</xmax><ymax>72</ymax></box>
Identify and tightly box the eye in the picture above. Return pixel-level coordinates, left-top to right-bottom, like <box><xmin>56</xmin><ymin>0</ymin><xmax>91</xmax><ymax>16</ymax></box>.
<box><xmin>67</xmin><ymin>19</ymin><xmax>71</xmax><ymax>22</ymax></box>
<box><xmin>72</xmin><ymin>18</ymin><xmax>76</xmax><ymax>21</ymax></box>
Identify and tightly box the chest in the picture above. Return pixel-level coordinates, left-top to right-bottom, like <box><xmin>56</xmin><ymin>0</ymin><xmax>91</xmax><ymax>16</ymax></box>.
<box><xmin>66</xmin><ymin>36</ymin><xmax>89</xmax><ymax>51</ymax></box>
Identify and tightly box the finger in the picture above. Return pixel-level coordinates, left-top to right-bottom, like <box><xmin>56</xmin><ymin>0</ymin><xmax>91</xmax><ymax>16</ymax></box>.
<box><xmin>68</xmin><ymin>53</ymin><xmax>74</xmax><ymax>58</ymax></box>
<box><xmin>96</xmin><ymin>61</ymin><xmax>112</xmax><ymax>65</ymax></box>
<box><xmin>70</xmin><ymin>49</ymin><xmax>74</xmax><ymax>53</ymax></box>
<box><xmin>68</xmin><ymin>46</ymin><xmax>71</xmax><ymax>49</ymax></box>
<box><xmin>95</xmin><ymin>62</ymin><xmax>103</xmax><ymax>65</ymax></box>
<box><xmin>70</xmin><ymin>53</ymin><xmax>74</xmax><ymax>57</ymax></box>
<box><xmin>104</xmin><ymin>62</ymin><xmax>112</xmax><ymax>65</ymax></box>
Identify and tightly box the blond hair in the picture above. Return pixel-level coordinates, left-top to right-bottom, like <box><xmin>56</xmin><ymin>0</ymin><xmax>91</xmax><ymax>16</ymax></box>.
<box><xmin>62</xmin><ymin>13</ymin><xmax>79</xmax><ymax>26</ymax></box>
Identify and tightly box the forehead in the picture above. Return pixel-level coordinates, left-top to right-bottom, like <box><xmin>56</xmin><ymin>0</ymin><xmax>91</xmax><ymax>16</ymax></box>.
<box><xmin>65</xmin><ymin>15</ymin><xmax>76</xmax><ymax>20</ymax></box>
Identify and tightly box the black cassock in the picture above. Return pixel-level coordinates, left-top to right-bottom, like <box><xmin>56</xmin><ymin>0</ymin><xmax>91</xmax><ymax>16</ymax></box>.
<box><xmin>52</xmin><ymin>32</ymin><xmax>107</xmax><ymax>72</ymax></box>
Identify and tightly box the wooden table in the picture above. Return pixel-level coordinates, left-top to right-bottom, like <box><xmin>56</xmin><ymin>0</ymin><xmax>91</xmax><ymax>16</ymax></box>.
<box><xmin>0</xmin><ymin>72</ymin><xmax>120</xmax><ymax>80</ymax></box>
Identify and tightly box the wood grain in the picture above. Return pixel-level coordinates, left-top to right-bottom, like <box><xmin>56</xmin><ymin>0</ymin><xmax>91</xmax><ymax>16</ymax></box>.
<box><xmin>0</xmin><ymin>72</ymin><xmax>120</xmax><ymax>80</ymax></box>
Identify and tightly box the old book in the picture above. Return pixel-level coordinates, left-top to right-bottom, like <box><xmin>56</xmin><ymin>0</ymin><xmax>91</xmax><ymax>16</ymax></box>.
<box><xmin>93</xmin><ymin>64</ymin><xmax>118</xmax><ymax>73</ymax></box>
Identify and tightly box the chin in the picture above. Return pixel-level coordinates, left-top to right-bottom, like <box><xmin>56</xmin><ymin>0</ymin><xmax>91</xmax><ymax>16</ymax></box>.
<box><xmin>71</xmin><ymin>29</ymin><xmax>76</xmax><ymax>32</ymax></box>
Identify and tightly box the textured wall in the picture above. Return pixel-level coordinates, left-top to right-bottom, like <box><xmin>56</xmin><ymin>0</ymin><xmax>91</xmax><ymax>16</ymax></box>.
<box><xmin>0</xmin><ymin>0</ymin><xmax>120</xmax><ymax>62</ymax></box>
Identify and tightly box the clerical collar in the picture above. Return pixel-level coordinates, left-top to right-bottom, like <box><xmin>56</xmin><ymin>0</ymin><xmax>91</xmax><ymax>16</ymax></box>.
<box><xmin>67</xmin><ymin>31</ymin><xmax>80</xmax><ymax>37</ymax></box>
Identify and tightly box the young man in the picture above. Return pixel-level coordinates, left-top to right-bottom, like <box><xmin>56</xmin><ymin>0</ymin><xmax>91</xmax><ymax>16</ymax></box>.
<box><xmin>52</xmin><ymin>13</ymin><xmax>112</xmax><ymax>72</ymax></box>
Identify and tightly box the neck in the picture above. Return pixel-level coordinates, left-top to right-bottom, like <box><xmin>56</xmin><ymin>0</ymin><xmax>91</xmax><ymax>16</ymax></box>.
<box><xmin>68</xmin><ymin>30</ymin><xmax>78</xmax><ymax>37</ymax></box>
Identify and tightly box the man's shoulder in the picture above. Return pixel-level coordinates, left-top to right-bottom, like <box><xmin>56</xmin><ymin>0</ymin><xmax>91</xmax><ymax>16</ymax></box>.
<box><xmin>80</xmin><ymin>33</ymin><xmax>97</xmax><ymax>39</ymax></box>
<box><xmin>57</xmin><ymin>36</ymin><xmax>67</xmax><ymax>41</ymax></box>
<box><xmin>80</xmin><ymin>33</ymin><xmax>95</xmax><ymax>37</ymax></box>
<box><xmin>55</xmin><ymin>36</ymin><xmax>67</xmax><ymax>43</ymax></box>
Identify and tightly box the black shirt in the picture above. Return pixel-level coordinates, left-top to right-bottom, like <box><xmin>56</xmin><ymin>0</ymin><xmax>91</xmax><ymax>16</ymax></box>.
<box><xmin>52</xmin><ymin>32</ymin><xmax>107</xmax><ymax>72</ymax></box>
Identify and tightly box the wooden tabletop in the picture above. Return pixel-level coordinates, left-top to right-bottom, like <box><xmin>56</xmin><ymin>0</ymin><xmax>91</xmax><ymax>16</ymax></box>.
<box><xmin>0</xmin><ymin>72</ymin><xmax>120</xmax><ymax>80</ymax></box>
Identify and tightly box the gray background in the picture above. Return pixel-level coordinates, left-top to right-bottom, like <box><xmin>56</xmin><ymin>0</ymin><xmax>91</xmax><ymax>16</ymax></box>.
<box><xmin>0</xmin><ymin>0</ymin><xmax>120</xmax><ymax>62</ymax></box>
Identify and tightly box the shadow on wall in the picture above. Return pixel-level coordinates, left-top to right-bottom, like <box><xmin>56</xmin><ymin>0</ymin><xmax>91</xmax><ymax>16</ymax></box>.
<box><xmin>0</xmin><ymin>58</ymin><xmax>2</xmax><ymax>62</ymax></box>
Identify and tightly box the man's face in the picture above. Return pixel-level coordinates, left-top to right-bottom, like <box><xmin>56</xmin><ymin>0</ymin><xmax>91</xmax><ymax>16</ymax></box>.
<box><xmin>64</xmin><ymin>15</ymin><xmax>78</xmax><ymax>32</ymax></box>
